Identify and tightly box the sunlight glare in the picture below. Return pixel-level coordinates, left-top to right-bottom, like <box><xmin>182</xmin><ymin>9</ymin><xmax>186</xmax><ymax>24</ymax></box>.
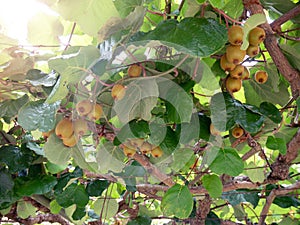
<box><xmin>0</xmin><ymin>0</ymin><xmax>54</xmax><ymax>43</ymax></box>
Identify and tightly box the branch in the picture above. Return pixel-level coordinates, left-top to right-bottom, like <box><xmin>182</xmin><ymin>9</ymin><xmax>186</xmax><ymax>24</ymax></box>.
<box><xmin>243</xmin><ymin>0</ymin><xmax>300</xmax><ymax>98</ymax></box>
<box><xmin>258</xmin><ymin>181</ymin><xmax>300</xmax><ymax>225</ymax></box>
<box><xmin>133</xmin><ymin>153</ymin><xmax>175</xmax><ymax>187</ymax></box>
<box><xmin>271</xmin><ymin>4</ymin><xmax>300</xmax><ymax>32</ymax></box>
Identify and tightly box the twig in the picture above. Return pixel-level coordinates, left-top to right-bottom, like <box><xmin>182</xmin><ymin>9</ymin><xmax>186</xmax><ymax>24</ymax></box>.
<box><xmin>271</xmin><ymin>4</ymin><xmax>300</xmax><ymax>32</ymax></box>
<box><xmin>258</xmin><ymin>181</ymin><xmax>300</xmax><ymax>225</ymax></box>
<box><xmin>64</xmin><ymin>22</ymin><xmax>76</xmax><ymax>51</ymax></box>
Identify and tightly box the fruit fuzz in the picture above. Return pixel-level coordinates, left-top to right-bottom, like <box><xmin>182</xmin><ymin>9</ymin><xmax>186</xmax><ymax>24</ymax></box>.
<box><xmin>220</xmin><ymin>54</ymin><xmax>236</xmax><ymax>71</ymax></box>
<box><xmin>230</xmin><ymin>65</ymin><xmax>245</xmax><ymax>79</ymax></box>
<box><xmin>87</xmin><ymin>103</ymin><xmax>103</xmax><ymax>121</ymax></box>
<box><xmin>55</xmin><ymin>118</ymin><xmax>74</xmax><ymax>139</ymax></box>
<box><xmin>111</xmin><ymin>84</ymin><xmax>126</xmax><ymax>100</ymax></box>
<box><xmin>231</xmin><ymin>127</ymin><xmax>244</xmax><ymax>138</ymax></box>
<box><xmin>225</xmin><ymin>76</ymin><xmax>242</xmax><ymax>93</ymax></box>
<box><xmin>226</xmin><ymin>45</ymin><xmax>246</xmax><ymax>65</ymax></box>
<box><xmin>228</xmin><ymin>25</ymin><xmax>244</xmax><ymax>46</ymax></box>
<box><xmin>248</xmin><ymin>27</ymin><xmax>266</xmax><ymax>45</ymax></box>
<box><xmin>76</xmin><ymin>99</ymin><xmax>93</xmax><ymax>116</ymax></box>
<box><xmin>128</xmin><ymin>64</ymin><xmax>142</xmax><ymax>77</ymax></box>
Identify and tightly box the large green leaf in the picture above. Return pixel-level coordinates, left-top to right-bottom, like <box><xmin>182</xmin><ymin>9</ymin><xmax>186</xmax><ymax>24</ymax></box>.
<box><xmin>18</xmin><ymin>100</ymin><xmax>60</xmax><ymax>132</ymax></box>
<box><xmin>113</xmin><ymin>78</ymin><xmax>159</xmax><ymax>124</ymax></box>
<box><xmin>259</xmin><ymin>102</ymin><xmax>282</xmax><ymax>124</ymax></box>
<box><xmin>170</xmin><ymin>148</ymin><xmax>195</xmax><ymax>172</ymax></box>
<box><xmin>210</xmin><ymin>92</ymin><xmax>264</xmax><ymax>133</ymax></box>
<box><xmin>26</xmin><ymin>69</ymin><xmax>57</xmax><ymax>87</ymax></box>
<box><xmin>14</xmin><ymin>175</ymin><xmax>57</xmax><ymax>197</ymax></box>
<box><xmin>131</xmin><ymin>18</ymin><xmax>227</xmax><ymax>57</ymax></box>
<box><xmin>0</xmin><ymin>169</ymin><xmax>14</xmax><ymax>206</ymax></box>
<box><xmin>161</xmin><ymin>184</ymin><xmax>193</xmax><ymax>219</ymax></box>
<box><xmin>46</xmin><ymin>46</ymin><xmax>100</xmax><ymax>103</ymax></box>
<box><xmin>114</xmin><ymin>0</ymin><xmax>143</xmax><ymax>18</ymax></box>
<box><xmin>222</xmin><ymin>190</ymin><xmax>260</xmax><ymax>207</ymax></box>
<box><xmin>86</xmin><ymin>180</ymin><xmax>110</xmax><ymax>197</ymax></box>
<box><xmin>56</xmin><ymin>183</ymin><xmax>89</xmax><ymax>208</ymax></box>
<box><xmin>209</xmin><ymin>147</ymin><xmax>244</xmax><ymax>176</ymax></box>
<box><xmin>266</xmin><ymin>136</ymin><xmax>287</xmax><ymax>155</ymax></box>
<box><xmin>202</xmin><ymin>174</ymin><xmax>223</xmax><ymax>198</ymax></box>
<box><xmin>0</xmin><ymin>95</ymin><xmax>29</xmax><ymax>120</ymax></box>
<box><xmin>51</xmin><ymin>0</ymin><xmax>120</xmax><ymax>37</ymax></box>
<box><xmin>127</xmin><ymin>215</ymin><xmax>152</xmax><ymax>225</ymax></box>
<box><xmin>17</xmin><ymin>200</ymin><xmax>37</xmax><ymax>219</ymax></box>
<box><xmin>93</xmin><ymin>198</ymin><xmax>118</xmax><ymax>220</ymax></box>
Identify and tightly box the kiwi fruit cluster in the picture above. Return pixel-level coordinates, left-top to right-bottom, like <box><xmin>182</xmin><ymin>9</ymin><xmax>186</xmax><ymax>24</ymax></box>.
<box><xmin>111</xmin><ymin>84</ymin><xmax>126</xmax><ymax>100</ymax></box>
<box><xmin>221</xmin><ymin>25</ymin><xmax>268</xmax><ymax>93</ymax></box>
<box><xmin>122</xmin><ymin>138</ymin><xmax>163</xmax><ymax>158</ymax></box>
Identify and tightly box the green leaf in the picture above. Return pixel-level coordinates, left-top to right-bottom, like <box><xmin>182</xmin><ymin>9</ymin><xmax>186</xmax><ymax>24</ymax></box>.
<box><xmin>113</xmin><ymin>78</ymin><xmax>159</xmax><ymax>124</ymax></box>
<box><xmin>27</xmin><ymin>13</ymin><xmax>63</xmax><ymax>45</ymax></box>
<box><xmin>161</xmin><ymin>184</ymin><xmax>193</xmax><ymax>219</ymax></box>
<box><xmin>208</xmin><ymin>0</ymin><xmax>225</xmax><ymax>8</ymax></box>
<box><xmin>50</xmin><ymin>199</ymin><xmax>62</xmax><ymax>214</ymax></box>
<box><xmin>18</xmin><ymin>100</ymin><xmax>60</xmax><ymax>132</ymax></box>
<box><xmin>259</xmin><ymin>102</ymin><xmax>282</xmax><ymax>123</ymax></box>
<box><xmin>127</xmin><ymin>215</ymin><xmax>152</xmax><ymax>225</ymax></box>
<box><xmin>0</xmin><ymin>95</ymin><xmax>29</xmax><ymax>120</ymax></box>
<box><xmin>96</xmin><ymin>142</ymin><xmax>125</xmax><ymax>174</ymax></box>
<box><xmin>158</xmin><ymin>77</ymin><xmax>193</xmax><ymax>123</ymax></box>
<box><xmin>44</xmin><ymin>134</ymin><xmax>72</xmax><ymax>168</ymax></box>
<box><xmin>56</xmin><ymin>183</ymin><xmax>89</xmax><ymax>208</ymax></box>
<box><xmin>205</xmin><ymin>211</ymin><xmax>221</xmax><ymax>225</ymax></box>
<box><xmin>0</xmin><ymin>146</ymin><xmax>35</xmax><ymax>173</ymax></box>
<box><xmin>0</xmin><ymin>169</ymin><xmax>14</xmax><ymax>204</ymax></box>
<box><xmin>202</xmin><ymin>174</ymin><xmax>223</xmax><ymax>198</ymax></box>
<box><xmin>296</xmin><ymin>97</ymin><xmax>300</xmax><ymax>114</ymax></box>
<box><xmin>26</xmin><ymin>69</ymin><xmax>57</xmax><ymax>87</ymax></box>
<box><xmin>222</xmin><ymin>0</ymin><xmax>243</xmax><ymax>20</ymax></box>
<box><xmin>222</xmin><ymin>190</ymin><xmax>259</xmax><ymax>207</ymax></box>
<box><xmin>86</xmin><ymin>180</ymin><xmax>110</xmax><ymax>197</ymax></box>
<box><xmin>52</xmin><ymin>0</ymin><xmax>120</xmax><ymax>37</ymax></box>
<box><xmin>17</xmin><ymin>200</ymin><xmax>37</xmax><ymax>219</ymax></box>
<box><xmin>241</xmin><ymin>14</ymin><xmax>267</xmax><ymax>50</ymax></box>
<box><xmin>114</xmin><ymin>0</ymin><xmax>143</xmax><ymax>18</ymax></box>
<box><xmin>14</xmin><ymin>175</ymin><xmax>57</xmax><ymax>197</ymax></box>
<box><xmin>280</xmin><ymin>43</ymin><xmax>300</xmax><ymax>71</ymax></box>
<box><xmin>131</xmin><ymin>18</ymin><xmax>227</xmax><ymax>57</ymax></box>
<box><xmin>170</xmin><ymin>148</ymin><xmax>195</xmax><ymax>172</ymax></box>
<box><xmin>266</xmin><ymin>136</ymin><xmax>287</xmax><ymax>155</ymax></box>
<box><xmin>93</xmin><ymin>198</ymin><xmax>118</xmax><ymax>219</ymax></box>
<box><xmin>211</xmin><ymin>92</ymin><xmax>264</xmax><ymax>133</ymax></box>
<box><xmin>209</xmin><ymin>147</ymin><xmax>244</xmax><ymax>176</ymax></box>
<box><xmin>245</xmin><ymin>161</ymin><xmax>265</xmax><ymax>183</ymax></box>
<box><xmin>46</xmin><ymin>46</ymin><xmax>100</xmax><ymax>103</ymax></box>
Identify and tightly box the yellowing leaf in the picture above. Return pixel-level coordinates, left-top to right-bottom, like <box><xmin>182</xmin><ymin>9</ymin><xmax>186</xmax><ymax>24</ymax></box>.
<box><xmin>0</xmin><ymin>57</ymin><xmax>34</xmax><ymax>79</ymax></box>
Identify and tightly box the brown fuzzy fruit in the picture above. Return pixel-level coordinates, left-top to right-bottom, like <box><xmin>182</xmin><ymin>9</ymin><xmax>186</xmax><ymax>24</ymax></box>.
<box><xmin>210</xmin><ymin>123</ymin><xmax>221</xmax><ymax>136</ymax></box>
<box><xmin>42</xmin><ymin>130</ymin><xmax>54</xmax><ymax>139</ymax></box>
<box><xmin>123</xmin><ymin>145</ymin><xmax>136</xmax><ymax>157</ymax></box>
<box><xmin>225</xmin><ymin>76</ymin><xmax>242</xmax><ymax>93</ymax></box>
<box><xmin>231</xmin><ymin>127</ymin><xmax>244</xmax><ymax>138</ymax></box>
<box><xmin>226</xmin><ymin>45</ymin><xmax>246</xmax><ymax>65</ymax></box>
<box><xmin>62</xmin><ymin>134</ymin><xmax>77</xmax><ymax>147</ymax></box>
<box><xmin>241</xmin><ymin>67</ymin><xmax>250</xmax><ymax>80</ymax></box>
<box><xmin>87</xmin><ymin>104</ymin><xmax>103</xmax><ymax>121</ymax></box>
<box><xmin>228</xmin><ymin>25</ymin><xmax>244</xmax><ymax>46</ymax></box>
<box><xmin>74</xmin><ymin>118</ymin><xmax>89</xmax><ymax>138</ymax></box>
<box><xmin>246</xmin><ymin>45</ymin><xmax>260</xmax><ymax>57</ymax></box>
<box><xmin>248</xmin><ymin>27</ymin><xmax>266</xmax><ymax>45</ymax></box>
<box><xmin>128</xmin><ymin>64</ymin><xmax>142</xmax><ymax>77</ymax></box>
<box><xmin>220</xmin><ymin>54</ymin><xmax>236</xmax><ymax>72</ymax></box>
<box><xmin>55</xmin><ymin>118</ymin><xmax>74</xmax><ymax>139</ymax></box>
<box><xmin>140</xmin><ymin>142</ymin><xmax>153</xmax><ymax>154</ymax></box>
<box><xmin>151</xmin><ymin>146</ymin><xmax>163</xmax><ymax>158</ymax></box>
<box><xmin>76</xmin><ymin>99</ymin><xmax>93</xmax><ymax>116</ymax></box>
<box><xmin>254</xmin><ymin>70</ymin><xmax>268</xmax><ymax>84</ymax></box>
<box><xmin>111</xmin><ymin>84</ymin><xmax>126</xmax><ymax>100</ymax></box>
<box><xmin>230</xmin><ymin>65</ymin><xmax>245</xmax><ymax>79</ymax></box>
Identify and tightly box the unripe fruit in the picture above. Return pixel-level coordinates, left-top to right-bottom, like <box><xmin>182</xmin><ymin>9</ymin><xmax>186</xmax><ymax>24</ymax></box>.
<box><xmin>230</xmin><ymin>65</ymin><xmax>245</xmax><ymax>79</ymax></box>
<box><xmin>246</xmin><ymin>44</ymin><xmax>260</xmax><ymax>57</ymax></box>
<box><xmin>241</xmin><ymin>67</ymin><xmax>250</xmax><ymax>80</ymax></box>
<box><xmin>140</xmin><ymin>142</ymin><xmax>152</xmax><ymax>154</ymax></box>
<box><xmin>123</xmin><ymin>145</ymin><xmax>136</xmax><ymax>157</ymax></box>
<box><xmin>76</xmin><ymin>99</ymin><xmax>93</xmax><ymax>116</ymax></box>
<box><xmin>248</xmin><ymin>27</ymin><xmax>266</xmax><ymax>45</ymax></box>
<box><xmin>55</xmin><ymin>118</ymin><xmax>74</xmax><ymax>139</ymax></box>
<box><xmin>226</xmin><ymin>45</ymin><xmax>246</xmax><ymax>65</ymax></box>
<box><xmin>225</xmin><ymin>76</ymin><xmax>242</xmax><ymax>93</ymax></box>
<box><xmin>254</xmin><ymin>70</ymin><xmax>268</xmax><ymax>84</ymax></box>
<box><xmin>87</xmin><ymin>104</ymin><xmax>103</xmax><ymax>121</ymax></box>
<box><xmin>228</xmin><ymin>25</ymin><xmax>244</xmax><ymax>46</ymax></box>
<box><xmin>111</xmin><ymin>84</ymin><xmax>126</xmax><ymax>100</ymax></box>
<box><xmin>210</xmin><ymin>123</ymin><xmax>221</xmax><ymax>136</ymax></box>
<box><xmin>62</xmin><ymin>134</ymin><xmax>77</xmax><ymax>147</ymax></box>
<box><xmin>151</xmin><ymin>146</ymin><xmax>163</xmax><ymax>158</ymax></box>
<box><xmin>128</xmin><ymin>64</ymin><xmax>142</xmax><ymax>77</ymax></box>
<box><xmin>220</xmin><ymin>54</ymin><xmax>236</xmax><ymax>72</ymax></box>
<box><xmin>231</xmin><ymin>127</ymin><xmax>244</xmax><ymax>138</ymax></box>
<box><xmin>74</xmin><ymin>118</ymin><xmax>89</xmax><ymax>138</ymax></box>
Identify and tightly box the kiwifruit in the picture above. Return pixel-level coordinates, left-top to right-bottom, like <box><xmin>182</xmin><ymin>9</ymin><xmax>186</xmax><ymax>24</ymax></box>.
<box><xmin>123</xmin><ymin>145</ymin><xmax>136</xmax><ymax>157</ymax></box>
<box><xmin>151</xmin><ymin>146</ymin><xmax>163</xmax><ymax>158</ymax></box>
<box><xmin>248</xmin><ymin>27</ymin><xmax>266</xmax><ymax>45</ymax></box>
<box><xmin>241</xmin><ymin>67</ymin><xmax>250</xmax><ymax>80</ymax></box>
<box><xmin>55</xmin><ymin>118</ymin><xmax>74</xmax><ymax>139</ymax></box>
<box><xmin>226</xmin><ymin>45</ymin><xmax>246</xmax><ymax>65</ymax></box>
<box><xmin>76</xmin><ymin>99</ymin><xmax>93</xmax><ymax>116</ymax></box>
<box><xmin>140</xmin><ymin>142</ymin><xmax>153</xmax><ymax>154</ymax></box>
<box><xmin>62</xmin><ymin>134</ymin><xmax>77</xmax><ymax>147</ymax></box>
<box><xmin>246</xmin><ymin>44</ymin><xmax>260</xmax><ymax>57</ymax></box>
<box><xmin>87</xmin><ymin>104</ymin><xmax>103</xmax><ymax>121</ymax></box>
<box><xmin>111</xmin><ymin>84</ymin><xmax>126</xmax><ymax>100</ymax></box>
<box><xmin>210</xmin><ymin>123</ymin><xmax>221</xmax><ymax>136</ymax></box>
<box><xmin>74</xmin><ymin>118</ymin><xmax>89</xmax><ymax>138</ymax></box>
<box><xmin>225</xmin><ymin>76</ymin><xmax>242</xmax><ymax>93</ymax></box>
<box><xmin>231</xmin><ymin>127</ymin><xmax>244</xmax><ymax>138</ymax></box>
<box><xmin>230</xmin><ymin>64</ymin><xmax>245</xmax><ymax>79</ymax></box>
<box><xmin>254</xmin><ymin>70</ymin><xmax>268</xmax><ymax>84</ymax></box>
<box><xmin>228</xmin><ymin>25</ymin><xmax>244</xmax><ymax>46</ymax></box>
<box><xmin>220</xmin><ymin>54</ymin><xmax>236</xmax><ymax>72</ymax></box>
<box><xmin>128</xmin><ymin>64</ymin><xmax>142</xmax><ymax>77</ymax></box>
